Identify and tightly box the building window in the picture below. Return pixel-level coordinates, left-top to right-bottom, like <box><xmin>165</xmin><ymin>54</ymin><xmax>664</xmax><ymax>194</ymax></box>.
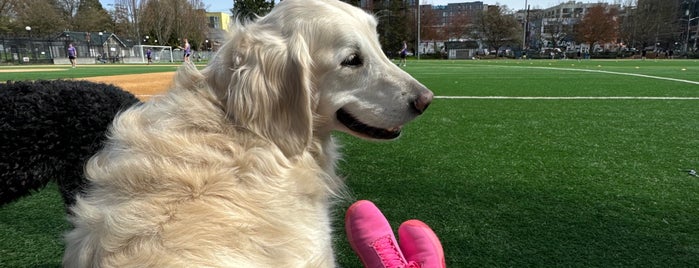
<box><xmin>209</xmin><ymin>16</ymin><xmax>220</xmax><ymax>29</ymax></box>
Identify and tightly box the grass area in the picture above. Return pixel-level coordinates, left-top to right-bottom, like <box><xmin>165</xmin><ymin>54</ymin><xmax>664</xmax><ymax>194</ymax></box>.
<box><xmin>0</xmin><ymin>183</ymin><xmax>67</xmax><ymax>267</ymax></box>
<box><xmin>2</xmin><ymin>59</ymin><xmax>699</xmax><ymax>267</ymax></box>
<box><xmin>0</xmin><ymin>63</ymin><xmax>206</xmax><ymax>81</ymax></box>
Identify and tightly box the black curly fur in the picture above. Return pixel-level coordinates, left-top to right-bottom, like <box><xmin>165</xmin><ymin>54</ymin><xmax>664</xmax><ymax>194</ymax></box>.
<box><xmin>0</xmin><ymin>80</ymin><xmax>140</xmax><ymax>210</ymax></box>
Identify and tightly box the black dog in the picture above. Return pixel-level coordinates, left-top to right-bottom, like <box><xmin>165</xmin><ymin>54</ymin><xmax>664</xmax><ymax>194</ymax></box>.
<box><xmin>0</xmin><ymin>80</ymin><xmax>140</xmax><ymax>210</ymax></box>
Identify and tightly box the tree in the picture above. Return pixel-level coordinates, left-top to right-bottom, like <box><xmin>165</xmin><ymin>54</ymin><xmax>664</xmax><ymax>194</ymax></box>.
<box><xmin>574</xmin><ymin>5</ymin><xmax>618</xmax><ymax>51</ymax></box>
<box><xmin>231</xmin><ymin>0</ymin><xmax>274</xmax><ymax>21</ymax></box>
<box><xmin>619</xmin><ymin>0</ymin><xmax>681</xmax><ymax>50</ymax></box>
<box><xmin>413</xmin><ymin>5</ymin><xmax>442</xmax><ymax>55</ymax></box>
<box><xmin>375</xmin><ymin>0</ymin><xmax>409</xmax><ymax>55</ymax></box>
<box><xmin>471</xmin><ymin>5</ymin><xmax>521</xmax><ymax>56</ymax></box>
<box><xmin>0</xmin><ymin>0</ymin><xmax>19</xmax><ymax>33</ymax></box>
<box><xmin>55</xmin><ymin>0</ymin><xmax>80</xmax><ymax>26</ymax></box>
<box><xmin>418</xmin><ymin>6</ymin><xmax>440</xmax><ymax>41</ymax></box>
<box><xmin>140</xmin><ymin>0</ymin><xmax>174</xmax><ymax>47</ymax></box>
<box><xmin>74</xmin><ymin>0</ymin><xmax>113</xmax><ymax>32</ymax></box>
<box><xmin>11</xmin><ymin>0</ymin><xmax>67</xmax><ymax>35</ymax></box>
<box><xmin>140</xmin><ymin>0</ymin><xmax>208</xmax><ymax>49</ymax></box>
<box><xmin>341</xmin><ymin>0</ymin><xmax>360</xmax><ymax>6</ymax></box>
<box><xmin>113</xmin><ymin>0</ymin><xmax>144</xmax><ymax>44</ymax></box>
<box><xmin>181</xmin><ymin>0</ymin><xmax>208</xmax><ymax>50</ymax></box>
<box><xmin>444</xmin><ymin>11</ymin><xmax>471</xmax><ymax>40</ymax></box>
<box><xmin>386</xmin><ymin>0</ymin><xmax>409</xmax><ymax>52</ymax></box>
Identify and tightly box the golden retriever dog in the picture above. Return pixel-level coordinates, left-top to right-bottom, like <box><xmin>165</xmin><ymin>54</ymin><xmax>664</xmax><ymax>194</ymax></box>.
<box><xmin>63</xmin><ymin>0</ymin><xmax>433</xmax><ymax>266</ymax></box>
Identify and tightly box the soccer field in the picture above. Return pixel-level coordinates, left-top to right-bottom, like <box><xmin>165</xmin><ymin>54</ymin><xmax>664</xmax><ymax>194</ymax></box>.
<box><xmin>1</xmin><ymin>59</ymin><xmax>698</xmax><ymax>267</ymax></box>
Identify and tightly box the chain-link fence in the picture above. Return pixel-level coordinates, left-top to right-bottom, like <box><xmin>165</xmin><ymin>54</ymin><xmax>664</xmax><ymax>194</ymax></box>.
<box><xmin>0</xmin><ymin>33</ymin><xmax>135</xmax><ymax>65</ymax></box>
<box><xmin>0</xmin><ymin>36</ymin><xmax>62</xmax><ymax>64</ymax></box>
<box><xmin>0</xmin><ymin>34</ymin><xmax>217</xmax><ymax>65</ymax></box>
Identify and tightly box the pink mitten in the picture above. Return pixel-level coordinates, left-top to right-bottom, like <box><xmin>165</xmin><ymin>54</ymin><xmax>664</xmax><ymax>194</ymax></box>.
<box><xmin>345</xmin><ymin>200</ymin><xmax>445</xmax><ymax>268</ymax></box>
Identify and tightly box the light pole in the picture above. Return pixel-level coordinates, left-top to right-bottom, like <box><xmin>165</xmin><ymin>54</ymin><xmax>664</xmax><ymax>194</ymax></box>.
<box><xmin>85</xmin><ymin>32</ymin><xmax>91</xmax><ymax>57</ymax></box>
<box><xmin>25</xmin><ymin>26</ymin><xmax>33</xmax><ymax>61</ymax></box>
<box><xmin>684</xmin><ymin>0</ymin><xmax>699</xmax><ymax>54</ymax></box>
<box><xmin>523</xmin><ymin>0</ymin><xmax>528</xmax><ymax>50</ymax></box>
<box><xmin>98</xmin><ymin>31</ymin><xmax>104</xmax><ymax>57</ymax></box>
<box><xmin>684</xmin><ymin>9</ymin><xmax>699</xmax><ymax>54</ymax></box>
<box><xmin>417</xmin><ymin>0</ymin><xmax>420</xmax><ymax>60</ymax></box>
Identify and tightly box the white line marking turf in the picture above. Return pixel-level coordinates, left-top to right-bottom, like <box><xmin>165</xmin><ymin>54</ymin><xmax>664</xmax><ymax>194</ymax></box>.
<box><xmin>525</xmin><ymin>66</ymin><xmax>699</xmax><ymax>86</ymax></box>
<box><xmin>137</xmin><ymin>64</ymin><xmax>699</xmax><ymax>100</ymax></box>
<box><xmin>431</xmin><ymin>63</ymin><xmax>699</xmax><ymax>100</ymax></box>
<box><xmin>423</xmin><ymin>63</ymin><xmax>699</xmax><ymax>86</ymax></box>
<box><xmin>436</xmin><ymin>96</ymin><xmax>699</xmax><ymax>100</ymax></box>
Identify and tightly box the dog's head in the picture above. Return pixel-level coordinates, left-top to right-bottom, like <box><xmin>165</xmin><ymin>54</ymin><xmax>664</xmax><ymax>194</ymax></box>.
<box><xmin>202</xmin><ymin>0</ymin><xmax>432</xmax><ymax>157</ymax></box>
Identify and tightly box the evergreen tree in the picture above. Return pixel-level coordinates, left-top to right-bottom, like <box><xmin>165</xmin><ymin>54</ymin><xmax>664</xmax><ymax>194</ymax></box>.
<box><xmin>376</xmin><ymin>0</ymin><xmax>410</xmax><ymax>55</ymax></box>
<box><xmin>11</xmin><ymin>0</ymin><xmax>67</xmax><ymax>35</ymax></box>
<box><xmin>74</xmin><ymin>0</ymin><xmax>113</xmax><ymax>32</ymax></box>
<box><xmin>0</xmin><ymin>0</ymin><xmax>19</xmax><ymax>33</ymax></box>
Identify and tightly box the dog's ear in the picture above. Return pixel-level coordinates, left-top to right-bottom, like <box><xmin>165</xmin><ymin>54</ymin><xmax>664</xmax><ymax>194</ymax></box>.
<box><xmin>204</xmin><ymin>26</ymin><xmax>314</xmax><ymax>157</ymax></box>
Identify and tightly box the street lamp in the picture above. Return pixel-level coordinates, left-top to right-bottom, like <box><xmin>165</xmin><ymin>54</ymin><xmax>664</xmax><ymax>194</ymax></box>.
<box><xmin>417</xmin><ymin>0</ymin><xmax>420</xmax><ymax>60</ymax></box>
<box><xmin>25</xmin><ymin>26</ymin><xmax>33</xmax><ymax>61</ymax></box>
<box><xmin>85</xmin><ymin>32</ymin><xmax>91</xmax><ymax>57</ymax></box>
<box><xmin>98</xmin><ymin>32</ymin><xmax>103</xmax><ymax>55</ymax></box>
<box><xmin>523</xmin><ymin>0</ymin><xmax>528</xmax><ymax>50</ymax></box>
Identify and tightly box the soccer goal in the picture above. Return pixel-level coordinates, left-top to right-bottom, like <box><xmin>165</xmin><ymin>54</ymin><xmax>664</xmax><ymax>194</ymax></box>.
<box><xmin>132</xmin><ymin>45</ymin><xmax>174</xmax><ymax>63</ymax></box>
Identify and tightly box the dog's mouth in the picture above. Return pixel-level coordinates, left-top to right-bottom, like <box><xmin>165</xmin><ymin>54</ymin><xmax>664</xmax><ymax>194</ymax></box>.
<box><xmin>336</xmin><ymin>108</ymin><xmax>401</xmax><ymax>139</ymax></box>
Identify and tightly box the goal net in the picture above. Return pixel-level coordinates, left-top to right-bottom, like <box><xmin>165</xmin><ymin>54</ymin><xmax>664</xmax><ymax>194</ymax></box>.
<box><xmin>132</xmin><ymin>45</ymin><xmax>174</xmax><ymax>63</ymax></box>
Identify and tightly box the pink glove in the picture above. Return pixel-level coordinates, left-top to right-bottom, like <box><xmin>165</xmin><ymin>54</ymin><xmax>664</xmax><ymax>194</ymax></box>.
<box><xmin>345</xmin><ymin>200</ymin><xmax>446</xmax><ymax>268</ymax></box>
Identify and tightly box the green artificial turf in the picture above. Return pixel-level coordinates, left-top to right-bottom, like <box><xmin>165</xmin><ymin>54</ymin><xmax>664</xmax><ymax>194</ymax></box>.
<box><xmin>0</xmin><ymin>183</ymin><xmax>68</xmax><ymax>267</ymax></box>
<box><xmin>0</xmin><ymin>64</ymin><xmax>204</xmax><ymax>81</ymax></box>
<box><xmin>2</xmin><ymin>59</ymin><xmax>698</xmax><ymax>267</ymax></box>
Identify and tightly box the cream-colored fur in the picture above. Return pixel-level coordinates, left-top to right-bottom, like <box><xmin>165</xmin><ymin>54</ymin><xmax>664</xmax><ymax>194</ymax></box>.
<box><xmin>63</xmin><ymin>0</ymin><xmax>432</xmax><ymax>267</ymax></box>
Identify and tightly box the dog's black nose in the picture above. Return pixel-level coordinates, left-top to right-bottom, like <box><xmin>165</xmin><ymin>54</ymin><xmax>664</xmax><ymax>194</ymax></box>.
<box><xmin>412</xmin><ymin>90</ymin><xmax>433</xmax><ymax>114</ymax></box>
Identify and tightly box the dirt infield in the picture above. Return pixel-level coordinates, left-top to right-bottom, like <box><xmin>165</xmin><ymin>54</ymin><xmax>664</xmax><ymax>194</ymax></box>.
<box><xmin>80</xmin><ymin>72</ymin><xmax>175</xmax><ymax>101</ymax></box>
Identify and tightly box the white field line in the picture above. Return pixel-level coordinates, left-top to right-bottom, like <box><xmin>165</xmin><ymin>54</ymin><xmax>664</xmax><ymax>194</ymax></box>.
<box><xmin>432</xmin><ymin>64</ymin><xmax>699</xmax><ymax>85</ymax></box>
<box><xmin>435</xmin><ymin>96</ymin><xmax>699</xmax><ymax>100</ymax></box>
<box><xmin>432</xmin><ymin>64</ymin><xmax>699</xmax><ymax>100</ymax></box>
<box><xmin>136</xmin><ymin>65</ymin><xmax>699</xmax><ymax>100</ymax></box>
<box><xmin>423</xmin><ymin>64</ymin><xmax>699</xmax><ymax>85</ymax></box>
<box><xmin>523</xmin><ymin>66</ymin><xmax>699</xmax><ymax>85</ymax></box>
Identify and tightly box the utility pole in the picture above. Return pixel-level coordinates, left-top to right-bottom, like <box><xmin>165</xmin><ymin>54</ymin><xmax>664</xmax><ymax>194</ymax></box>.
<box><xmin>417</xmin><ymin>0</ymin><xmax>421</xmax><ymax>60</ymax></box>
<box><xmin>523</xmin><ymin>0</ymin><xmax>527</xmax><ymax>50</ymax></box>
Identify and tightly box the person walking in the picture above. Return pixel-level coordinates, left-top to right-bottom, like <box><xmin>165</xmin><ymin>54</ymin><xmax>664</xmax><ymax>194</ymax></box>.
<box><xmin>182</xmin><ymin>39</ymin><xmax>191</xmax><ymax>63</ymax></box>
<box><xmin>68</xmin><ymin>43</ymin><xmax>77</xmax><ymax>68</ymax></box>
<box><xmin>146</xmin><ymin>48</ymin><xmax>153</xmax><ymax>65</ymax></box>
<box><xmin>399</xmin><ymin>40</ymin><xmax>408</xmax><ymax>67</ymax></box>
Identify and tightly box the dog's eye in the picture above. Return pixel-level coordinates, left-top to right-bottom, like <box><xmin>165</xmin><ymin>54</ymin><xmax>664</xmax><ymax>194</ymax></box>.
<box><xmin>341</xmin><ymin>54</ymin><xmax>363</xmax><ymax>67</ymax></box>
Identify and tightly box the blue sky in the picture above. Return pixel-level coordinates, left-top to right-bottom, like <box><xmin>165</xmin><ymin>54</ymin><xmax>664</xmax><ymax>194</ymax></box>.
<box><xmin>99</xmin><ymin>0</ymin><xmax>616</xmax><ymax>14</ymax></box>
<box><xmin>97</xmin><ymin>0</ymin><xmax>233</xmax><ymax>13</ymax></box>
